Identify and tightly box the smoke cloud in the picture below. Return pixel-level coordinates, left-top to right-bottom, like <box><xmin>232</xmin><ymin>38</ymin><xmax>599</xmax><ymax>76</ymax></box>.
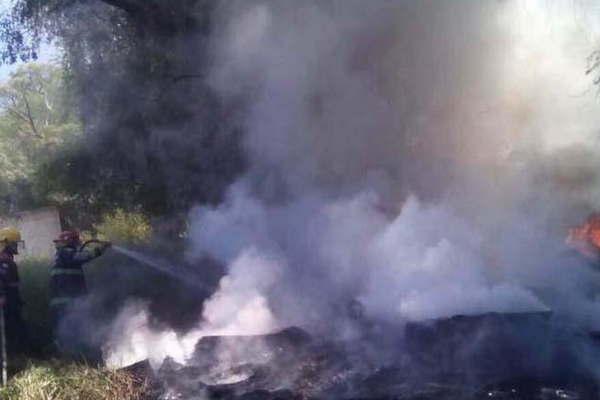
<box><xmin>106</xmin><ymin>0</ymin><xmax>600</xmax><ymax>368</ymax></box>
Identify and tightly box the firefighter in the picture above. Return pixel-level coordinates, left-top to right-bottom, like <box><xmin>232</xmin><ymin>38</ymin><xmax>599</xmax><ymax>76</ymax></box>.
<box><xmin>0</xmin><ymin>227</ymin><xmax>27</xmax><ymax>354</ymax></box>
<box><xmin>50</xmin><ymin>230</ymin><xmax>110</xmax><ymax>320</ymax></box>
<box><xmin>49</xmin><ymin>230</ymin><xmax>110</xmax><ymax>355</ymax></box>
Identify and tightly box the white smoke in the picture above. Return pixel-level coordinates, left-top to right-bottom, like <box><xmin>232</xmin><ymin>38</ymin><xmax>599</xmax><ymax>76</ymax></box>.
<box><xmin>196</xmin><ymin>0</ymin><xmax>600</xmax><ymax>329</ymax></box>
<box><xmin>190</xmin><ymin>188</ymin><xmax>550</xmax><ymax>325</ymax></box>
<box><xmin>200</xmin><ymin>248</ymin><xmax>282</xmax><ymax>334</ymax></box>
<box><xmin>107</xmin><ymin>0</ymin><xmax>600</xmax><ymax>367</ymax></box>
<box><xmin>104</xmin><ymin>301</ymin><xmax>188</xmax><ymax>368</ymax></box>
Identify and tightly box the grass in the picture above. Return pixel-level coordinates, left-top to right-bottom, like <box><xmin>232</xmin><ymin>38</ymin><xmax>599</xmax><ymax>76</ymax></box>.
<box><xmin>3</xmin><ymin>258</ymin><xmax>153</xmax><ymax>399</ymax></box>
<box><xmin>0</xmin><ymin>361</ymin><xmax>150</xmax><ymax>400</ymax></box>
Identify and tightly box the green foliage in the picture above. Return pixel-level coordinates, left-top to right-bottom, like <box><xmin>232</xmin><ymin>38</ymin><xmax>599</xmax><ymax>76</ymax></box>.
<box><xmin>0</xmin><ymin>62</ymin><xmax>82</xmax><ymax>213</ymax></box>
<box><xmin>0</xmin><ymin>361</ymin><xmax>149</xmax><ymax>400</ymax></box>
<box><xmin>0</xmin><ymin>63</ymin><xmax>79</xmax><ymax>142</ymax></box>
<box><xmin>3</xmin><ymin>0</ymin><xmax>246</xmax><ymax>216</ymax></box>
<box><xmin>93</xmin><ymin>209</ymin><xmax>152</xmax><ymax>245</ymax></box>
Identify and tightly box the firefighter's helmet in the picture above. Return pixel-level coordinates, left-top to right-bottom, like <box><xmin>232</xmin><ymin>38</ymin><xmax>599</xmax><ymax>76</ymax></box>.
<box><xmin>0</xmin><ymin>227</ymin><xmax>22</xmax><ymax>253</ymax></box>
<box><xmin>0</xmin><ymin>227</ymin><xmax>21</xmax><ymax>244</ymax></box>
<box><xmin>54</xmin><ymin>230</ymin><xmax>81</xmax><ymax>246</ymax></box>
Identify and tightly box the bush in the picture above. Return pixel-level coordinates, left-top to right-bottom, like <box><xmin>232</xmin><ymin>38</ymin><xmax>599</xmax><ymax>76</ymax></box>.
<box><xmin>93</xmin><ymin>209</ymin><xmax>152</xmax><ymax>245</ymax></box>
<box><xmin>0</xmin><ymin>361</ymin><xmax>150</xmax><ymax>400</ymax></box>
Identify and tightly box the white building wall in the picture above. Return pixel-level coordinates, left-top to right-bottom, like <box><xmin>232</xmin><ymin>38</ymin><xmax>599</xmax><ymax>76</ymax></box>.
<box><xmin>0</xmin><ymin>207</ymin><xmax>62</xmax><ymax>259</ymax></box>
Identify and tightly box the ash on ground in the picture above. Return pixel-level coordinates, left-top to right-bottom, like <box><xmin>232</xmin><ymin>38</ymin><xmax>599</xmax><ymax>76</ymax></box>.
<box><xmin>137</xmin><ymin>312</ymin><xmax>600</xmax><ymax>400</ymax></box>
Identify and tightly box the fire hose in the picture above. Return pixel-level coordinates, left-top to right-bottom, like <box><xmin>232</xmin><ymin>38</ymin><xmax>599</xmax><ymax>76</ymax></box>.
<box><xmin>80</xmin><ymin>239</ymin><xmax>112</xmax><ymax>253</ymax></box>
<box><xmin>79</xmin><ymin>239</ymin><xmax>112</xmax><ymax>258</ymax></box>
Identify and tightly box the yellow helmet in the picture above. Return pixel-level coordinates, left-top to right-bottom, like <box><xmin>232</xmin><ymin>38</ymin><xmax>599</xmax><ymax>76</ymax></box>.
<box><xmin>0</xmin><ymin>227</ymin><xmax>21</xmax><ymax>254</ymax></box>
<box><xmin>0</xmin><ymin>227</ymin><xmax>21</xmax><ymax>244</ymax></box>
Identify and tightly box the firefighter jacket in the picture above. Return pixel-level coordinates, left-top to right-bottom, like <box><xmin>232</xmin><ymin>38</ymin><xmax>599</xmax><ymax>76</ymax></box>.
<box><xmin>49</xmin><ymin>246</ymin><xmax>102</xmax><ymax>308</ymax></box>
<box><xmin>0</xmin><ymin>251</ymin><xmax>21</xmax><ymax>308</ymax></box>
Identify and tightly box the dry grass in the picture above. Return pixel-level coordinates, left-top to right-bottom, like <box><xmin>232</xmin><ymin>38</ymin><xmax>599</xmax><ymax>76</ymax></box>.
<box><xmin>0</xmin><ymin>361</ymin><xmax>150</xmax><ymax>400</ymax></box>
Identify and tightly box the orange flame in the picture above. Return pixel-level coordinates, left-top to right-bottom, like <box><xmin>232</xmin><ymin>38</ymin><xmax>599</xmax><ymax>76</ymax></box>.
<box><xmin>566</xmin><ymin>213</ymin><xmax>600</xmax><ymax>259</ymax></box>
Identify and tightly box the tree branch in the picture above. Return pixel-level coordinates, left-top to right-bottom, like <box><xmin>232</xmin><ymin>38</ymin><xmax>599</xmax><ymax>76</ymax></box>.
<box><xmin>6</xmin><ymin>108</ymin><xmax>30</xmax><ymax>124</ymax></box>
<box><xmin>21</xmin><ymin>93</ymin><xmax>41</xmax><ymax>138</ymax></box>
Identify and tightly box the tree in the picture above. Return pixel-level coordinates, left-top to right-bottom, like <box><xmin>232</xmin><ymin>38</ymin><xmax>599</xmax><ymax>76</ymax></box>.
<box><xmin>0</xmin><ymin>62</ymin><xmax>81</xmax><ymax>212</ymax></box>
<box><xmin>1</xmin><ymin>0</ymin><xmax>245</xmax><ymax>216</ymax></box>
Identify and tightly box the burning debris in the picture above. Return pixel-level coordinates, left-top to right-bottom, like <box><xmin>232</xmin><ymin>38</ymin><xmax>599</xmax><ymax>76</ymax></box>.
<box><xmin>567</xmin><ymin>214</ymin><xmax>600</xmax><ymax>261</ymax></box>
<box><xmin>146</xmin><ymin>313</ymin><xmax>600</xmax><ymax>400</ymax></box>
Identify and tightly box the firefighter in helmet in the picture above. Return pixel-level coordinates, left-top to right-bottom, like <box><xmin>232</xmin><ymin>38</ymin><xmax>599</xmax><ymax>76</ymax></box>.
<box><xmin>49</xmin><ymin>230</ymin><xmax>110</xmax><ymax>338</ymax></box>
<box><xmin>0</xmin><ymin>227</ymin><xmax>27</xmax><ymax>353</ymax></box>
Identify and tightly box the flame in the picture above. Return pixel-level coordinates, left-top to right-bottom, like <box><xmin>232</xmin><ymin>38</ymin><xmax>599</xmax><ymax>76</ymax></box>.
<box><xmin>566</xmin><ymin>214</ymin><xmax>600</xmax><ymax>259</ymax></box>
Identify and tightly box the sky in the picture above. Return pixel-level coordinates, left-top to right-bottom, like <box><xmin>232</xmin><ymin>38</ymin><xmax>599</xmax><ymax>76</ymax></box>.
<box><xmin>0</xmin><ymin>0</ymin><xmax>15</xmax><ymax>82</ymax></box>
